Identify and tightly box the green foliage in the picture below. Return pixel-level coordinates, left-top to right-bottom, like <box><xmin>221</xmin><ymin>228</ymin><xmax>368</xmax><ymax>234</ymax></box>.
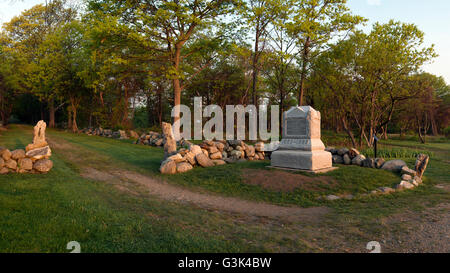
<box><xmin>361</xmin><ymin>148</ymin><xmax>434</xmax><ymax>159</ymax></box>
<box><xmin>132</xmin><ymin>107</ymin><xmax>149</xmax><ymax>129</ymax></box>
<box><xmin>444</xmin><ymin>127</ymin><xmax>450</xmax><ymax>138</ymax></box>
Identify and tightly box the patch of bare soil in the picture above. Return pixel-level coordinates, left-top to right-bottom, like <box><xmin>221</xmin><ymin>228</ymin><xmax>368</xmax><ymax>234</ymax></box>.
<box><xmin>81</xmin><ymin>167</ymin><xmax>329</xmax><ymax>222</ymax></box>
<box><xmin>242</xmin><ymin>169</ymin><xmax>337</xmax><ymax>192</ymax></box>
<box><xmin>381</xmin><ymin>203</ymin><xmax>450</xmax><ymax>253</ymax></box>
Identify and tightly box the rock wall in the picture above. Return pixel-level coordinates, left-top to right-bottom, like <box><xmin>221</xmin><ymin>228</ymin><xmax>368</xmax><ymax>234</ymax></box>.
<box><xmin>80</xmin><ymin>128</ymin><xmax>140</xmax><ymax>140</ymax></box>
<box><xmin>160</xmin><ymin>138</ymin><xmax>267</xmax><ymax>174</ymax></box>
<box><xmin>0</xmin><ymin>121</ymin><xmax>53</xmax><ymax>175</ymax></box>
<box><xmin>323</xmin><ymin>146</ymin><xmax>430</xmax><ymax>200</ymax></box>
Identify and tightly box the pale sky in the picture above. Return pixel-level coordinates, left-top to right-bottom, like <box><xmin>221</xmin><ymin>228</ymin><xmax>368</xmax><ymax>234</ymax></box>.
<box><xmin>1</xmin><ymin>0</ymin><xmax>449</xmax><ymax>83</ymax></box>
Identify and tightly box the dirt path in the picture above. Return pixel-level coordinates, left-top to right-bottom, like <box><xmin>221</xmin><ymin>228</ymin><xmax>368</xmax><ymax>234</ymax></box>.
<box><xmin>48</xmin><ymin>136</ymin><xmax>329</xmax><ymax>222</ymax></box>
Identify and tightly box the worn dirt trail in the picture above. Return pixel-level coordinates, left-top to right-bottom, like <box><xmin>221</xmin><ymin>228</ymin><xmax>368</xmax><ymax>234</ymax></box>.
<box><xmin>48</xmin><ymin>135</ymin><xmax>329</xmax><ymax>222</ymax></box>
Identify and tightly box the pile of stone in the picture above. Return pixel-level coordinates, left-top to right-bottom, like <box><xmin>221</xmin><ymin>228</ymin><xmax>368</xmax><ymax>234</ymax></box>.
<box><xmin>158</xmin><ymin>123</ymin><xmax>266</xmax><ymax>174</ymax></box>
<box><xmin>322</xmin><ymin>153</ymin><xmax>430</xmax><ymax>201</ymax></box>
<box><xmin>326</xmin><ymin>147</ymin><xmax>369</xmax><ymax>166</ymax></box>
<box><xmin>0</xmin><ymin>121</ymin><xmax>53</xmax><ymax>175</ymax></box>
<box><xmin>135</xmin><ymin>131</ymin><xmax>164</xmax><ymax>147</ymax></box>
<box><xmin>80</xmin><ymin>128</ymin><xmax>140</xmax><ymax>140</ymax></box>
<box><xmin>135</xmin><ymin>131</ymin><xmax>193</xmax><ymax>148</ymax></box>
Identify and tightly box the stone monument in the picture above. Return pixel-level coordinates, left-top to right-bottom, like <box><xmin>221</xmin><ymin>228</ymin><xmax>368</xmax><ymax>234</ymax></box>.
<box><xmin>270</xmin><ymin>106</ymin><xmax>333</xmax><ymax>172</ymax></box>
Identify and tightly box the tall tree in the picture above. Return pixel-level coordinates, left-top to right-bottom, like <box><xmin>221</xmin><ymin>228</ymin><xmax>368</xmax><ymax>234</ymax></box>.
<box><xmin>288</xmin><ymin>0</ymin><xmax>365</xmax><ymax>106</ymax></box>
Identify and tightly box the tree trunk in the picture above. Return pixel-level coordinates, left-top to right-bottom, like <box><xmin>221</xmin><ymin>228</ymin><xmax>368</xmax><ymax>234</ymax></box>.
<box><xmin>68</xmin><ymin>107</ymin><xmax>72</xmax><ymax>130</ymax></box>
<box><xmin>172</xmin><ymin>45</ymin><xmax>182</xmax><ymax>124</ymax></box>
<box><xmin>49</xmin><ymin>99</ymin><xmax>55</xmax><ymax>128</ymax></box>
<box><xmin>72</xmin><ymin>107</ymin><xmax>78</xmax><ymax>133</ymax></box>
<box><xmin>298</xmin><ymin>37</ymin><xmax>311</xmax><ymax>106</ymax></box>
<box><xmin>252</xmin><ymin>29</ymin><xmax>260</xmax><ymax>107</ymax></box>
<box><xmin>430</xmin><ymin>110</ymin><xmax>438</xmax><ymax>136</ymax></box>
<box><xmin>341</xmin><ymin>116</ymin><xmax>356</xmax><ymax>148</ymax></box>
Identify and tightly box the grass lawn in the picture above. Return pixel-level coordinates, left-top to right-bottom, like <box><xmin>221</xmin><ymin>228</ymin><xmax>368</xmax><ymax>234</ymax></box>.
<box><xmin>0</xmin><ymin>125</ymin><xmax>449</xmax><ymax>253</ymax></box>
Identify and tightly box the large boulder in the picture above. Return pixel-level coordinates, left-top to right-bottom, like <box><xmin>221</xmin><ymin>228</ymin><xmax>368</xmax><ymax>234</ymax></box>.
<box><xmin>118</xmin><ymin>130</ymin><xmax>128</xmax><ymax>139</ymax></box>
<box><xmin>362</xmin><ymin>158</ymin><xmax>376</xmax><ymax>168</ymax></box>
<box><xmin>183</xmin><ymin>152</ymin><xmax>197</xmax><ymax>165</ymax></box>
<box><xmin>1</xmin><ymin>149</ymin><xmax>11</xmax><ymax>161</ymax></box>
<box><xmin>245</xmin><ymin>145</ymin><xmax>256</xmax><ymax>157</ymax></box>
<box><xmin>129</xmin><ymin>130</ymin><xmax>139</xmax><ymax>139</ymax></box>
<box><xmin>33</xmin><ymin>159</ymin><xmax>53</xmax><ymax>173</ymax></box>
<box><xmin>18</xmin><ymin>158</ymin><xmax>33</xmax><ymax>171</ymax></box>
<box><xmin>212</xmin><ymin>160</ymin><xmax>227</xmax><ymax>166</ymax></box>
<box><xmin>162</xmin><ymin>122</ymin><xmax>177</xmax><ymax>158</ymax></box>
<box><xmin>401</xmin><ymin>166</ymin><xmax>416</xmax><ymax>176</ymax></box>
<box><xmin>5</xmin><ymin>159</ymin><xmax>17</xmax><ymax>170</ymax></box>
<box><xmin>209</xmin><ymin>151</ymin><xmax>222</xmax><ymax>160</ymax></box>
<box><xmin>255</xmin><ymin>142</ymin><xmax>264</xmax><ymax>152</ymax></box>
<box><xmin>396</xmin><ymin>181</ymin><xmax>415</xmax><ymax>190</ymax></box>
<box><xmin>351</xmin><ymin>154</ymin><xmax>366</xmax><ymax>166</ymax></box>
<box><xmin>26</xmin><ymin>146</ymin><xmax>52</xmax><ymax>161</ymax></box>
<box><xmin>415</xmin><ymin>154</ymin><xmax>429</xmax><ymax>178</ymax></box>
<box><xmin>176</xmin><ymin>162</ymin><xmax>193</xmax><ymax>173</ymax></box>
<box><xmin>348</xmin><ymin>148</ymin><xmax>360</xmax><ymax>159</ymax></box>
<box><xmin>0</xmin><ymin>158</ymin><xmax>4</xmax><ymax>168</ymax></box>
<box><xmin>337</xmin><ymin>148</ymin><xmax>349</xmax><ymax>156</ymax></box>
<box><xmin>332</xmin><ymin>155</ymin><xmax>344</xmax><ymax>164</ymax></box>
<box><xmin>343</xmin><ymin>154</ymin><xmax>351</xmax><ymax>165</ymax></box>
<box><xmin>207</xmin><ymin>145</ymin><xmax>219</xmax><ymax>154</ymax></box>
<box><xmin>11</xmin><ymin>149</ymin><xmax>26</xmax><ymax>160</ymax></box>
<box><xmin>160</xmin><ymin>159</ymin><xmax>177</xmax><ymax>174</ymax></box>
<box><xmin>189</xmin><ymin>145</ymin><xmax>203</xmax><ymax>156</ymax></box>
<box><xmin>195</xmin><ymin>153</ymin><xmax>214</xmax><ymax>168</ymax></box>
<box><xmin>168</xmin><ymin>153</ymin><xmax>185</xmax><ymax>163</ymax></box>
<box><xmin>26</xmin><ymin>120</ymin><xmax>48</xmax><ymax>152</ymax></box>
<box><xmin>375</xmin><ymin>158</ymin><xmax>385</xmax><ymax>169</ymax></box>
<box><xmin>381</xmin><ymin>160</ymin><xmax>407</xmax><ymax>172</ymax></box>
<box><xmin>215</xmin><ymin>142</ymin><xmax>225</xmax><ymax>152</ymax></box>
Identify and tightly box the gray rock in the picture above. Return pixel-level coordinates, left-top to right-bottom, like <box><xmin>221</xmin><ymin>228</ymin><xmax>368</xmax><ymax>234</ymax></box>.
<box><xmin>33</xmin><ymin>159</ymin><xmax>53</xmax><ymax>173</ymax></box>
<box><xmin>18</xmin><ymin>158</ymin><xmax>33</xmax><ymax>171</ymax></box>
<box><xmin>401</xmin><ymin>174</ymin><xmax>412</xmax><ymax>181</ymax></box>
<box><xmin>343</xmin><ymin>154</ymin><xmax>351</xmax><ymax>165</ymax></box>
<box><xmin>415</xmin><ymin>154</ymin><xmax>429</xmax><ymax>178</ymax></box>
<box><xmin>5</xmin><ymin>159</ymin><xmax>17</xmax><ymax>170</ymax></box>
<box><xmin>379</xmin><ymin>187</ymin><xmax>395</xmax><ymax>194</ymax></box>
<box><xmin>396</xmin><ymin>181</ymin><xmax>415</xmax><ymax>190</ymax></box>
<box><xmin>195</xmin><ymin>153</ymin><xmax>215</xmax><ymax>168</ymax></box>
<box><xmin>224</xmin><ymin>157</ymin><xmax>238</xmax><ymax>164</ymax></box>
<box><xmin>176</xmin><ymin>162</ymin><xmax>193</xmax><ymax>173</ymax></box>
<box><xmin>1</xmin><ymin>149</ymin><xmax>11</xmax><ymax>161</ymax></box>
<box><xmin>375</xmin><ymin>158</ymin><xmax>385</xmax><ymax>169</ymax></box>
<box><xmin>11</xmin><ymin>149</ymin><xmax>26</xmax><ymax>160</ymax></box>
<box><xmin>348</xmin><ymin>148</ymin><xmax>360</xmax><ymax>159</ymax></box>
<box><xmin>414</xmin><ymin>176</ymin><xmax>422</xmax><ymax>184</ymax></box>
<box><xmin>337</xmin><ymin>148</ymin><xmax>349</xmax><ymax>156</ymax></box>
<box><xmin>26</xmin><ymin>146</ymin><xmax>52</xmax><ymax>161</ymax></box>
<box><xmin>351</xmin><ymin>154</ymin><xmax>366</xmax><ymax>166</ymax></box>
<box><xmin>381</xmin><ymin>160</ymin><xmax>407</xmax><ymax>172</ymax></box>
<box><xmin>332</xmin><ymin>155</ymin><xmax>344</xmax><ymax>164</ymax></box>
<box><xmin>401</xmin><ymin>166</ymin><xmax>416</xmax><ymax>176</ymax></box>
<box><xmin>326</xmin><ymin>195</ymin><xmax>340</xmax><ymax>201</ymax></box>
<box><xmin>209</xmin><ymin>151</ymin><xmax>222</xmax><ymax>160</ymax></box>
<box><xmin>189</xmin><ymin>145</ymin><xmax>203</xmax><ymax>156</ymax></box>
<box><xmin>160</xmin><ymin>159</ymin><xmax>177</xmax><ymax>174</ymax></box>
<box><xmin>212</xmin><ymin>160</ymin><xmax>227</xmax><ymax>166</ymax></box>
<box><xmin>362</xmin><ymin>158</ymin><xmax>376</xmax><ymax>168</ymax></box>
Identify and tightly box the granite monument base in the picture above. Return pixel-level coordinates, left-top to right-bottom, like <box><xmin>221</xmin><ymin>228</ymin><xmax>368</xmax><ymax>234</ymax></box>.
<box><xmin>270</xmin><ymin>150</ymin><xmax>333</xmax><ymax>172</ymax></box>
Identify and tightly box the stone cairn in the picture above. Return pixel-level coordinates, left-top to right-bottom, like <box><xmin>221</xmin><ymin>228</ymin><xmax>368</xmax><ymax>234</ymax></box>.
<box><xmin>80</xmin><ymin>128</ymin><xmax>140</xmax><ymax>140</ymax></box>
<box><xmin>159</xmin><ymin>122</ymin><xmax>266</xmax><ymax>174</ymax></box>
<box><xmin>0</xmin><ymin>120</ymin><xmax>53</xmax><ymax>174</ymax></box>
<box><xmin>323</xmin><ymin>146</ymin><xmax>430</xmax><ymax>200</ymax></box>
